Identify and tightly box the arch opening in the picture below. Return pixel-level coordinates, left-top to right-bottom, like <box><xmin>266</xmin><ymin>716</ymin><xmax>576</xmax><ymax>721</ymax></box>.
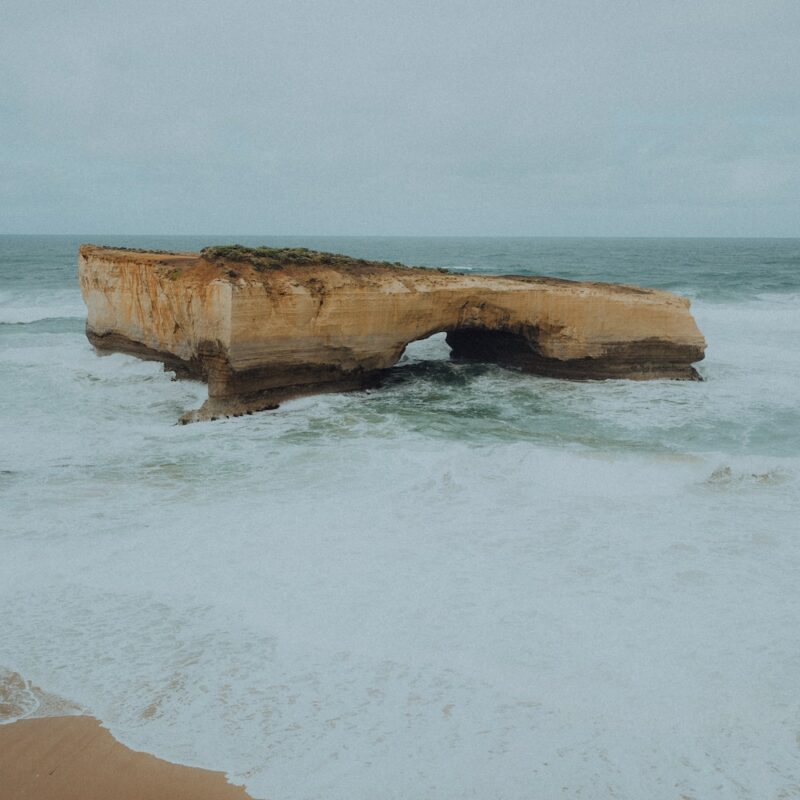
<box><xmin>446</xmin><ymin>327</ymin><xmax>542</xmax><ymax>371</ymax></box>
<box><xmin>392</xmin><ymin>325</ymin><xmax>544</xmax><ymax>371</ymax></box>
<box><xmin>396</xmin><ymin>331</ymin><xmax>452</xmax><ymax>366</ymax></box>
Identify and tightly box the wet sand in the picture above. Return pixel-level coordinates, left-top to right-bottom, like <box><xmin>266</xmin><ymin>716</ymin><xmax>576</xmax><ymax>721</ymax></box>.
<box><xmin>0</xmin><ymin>715</ymin><xmax>253</xmax><ymax>800</ymax></box>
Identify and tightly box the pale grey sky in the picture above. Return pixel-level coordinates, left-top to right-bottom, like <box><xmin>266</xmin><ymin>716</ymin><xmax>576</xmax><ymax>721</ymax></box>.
<box><xmin>2</xmin><ymin>0</ymin><xmax>798</xmax><ymax>235</ymax></box>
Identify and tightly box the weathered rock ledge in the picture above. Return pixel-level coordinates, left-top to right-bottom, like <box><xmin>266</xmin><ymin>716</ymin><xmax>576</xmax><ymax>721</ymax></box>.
<box><xmin>78</xmin><ymin>244</ymin><xmax>706</xmax><ymax>421</ymax></box>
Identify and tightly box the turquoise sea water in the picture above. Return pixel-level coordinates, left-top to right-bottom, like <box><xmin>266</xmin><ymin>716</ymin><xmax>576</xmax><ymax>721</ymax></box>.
<box><xmin>2</xmin><ymin>236</ymin><xmax>800</xmax><ymax>799</ymax></box>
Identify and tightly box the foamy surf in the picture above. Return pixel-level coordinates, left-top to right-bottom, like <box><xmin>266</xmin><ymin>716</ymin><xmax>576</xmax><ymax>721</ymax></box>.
<box><xmin>0</xmin><ymin>289</ymin><xmax>86</xmax><ymax>324</ymax></box>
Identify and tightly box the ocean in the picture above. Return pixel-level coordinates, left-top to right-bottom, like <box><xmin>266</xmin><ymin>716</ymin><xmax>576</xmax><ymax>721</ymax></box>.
<box><xmin>2</xmin><ymin>235</ymin><xmax>799</xmax><ymax>799</ymax></box>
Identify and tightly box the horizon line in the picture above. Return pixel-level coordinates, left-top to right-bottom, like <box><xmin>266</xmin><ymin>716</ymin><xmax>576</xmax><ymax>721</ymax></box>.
<box><xmin>1</xmin><ymin>233</ymin><xmax>799</xmax><ymax>240</ymax></box>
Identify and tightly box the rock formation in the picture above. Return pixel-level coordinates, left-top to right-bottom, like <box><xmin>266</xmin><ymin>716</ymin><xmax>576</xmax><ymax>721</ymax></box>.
<box><xmin>78</xmin><ymin>244</ymin><xmax>706</xmax><ymax>421</ymax></box>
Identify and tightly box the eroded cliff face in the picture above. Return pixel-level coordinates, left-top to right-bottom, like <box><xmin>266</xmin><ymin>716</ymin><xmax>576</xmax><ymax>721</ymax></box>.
<box><xmin>78</xmin><ymin>245</ymin><xmax>706</xmax><ymax>421</ymax></box>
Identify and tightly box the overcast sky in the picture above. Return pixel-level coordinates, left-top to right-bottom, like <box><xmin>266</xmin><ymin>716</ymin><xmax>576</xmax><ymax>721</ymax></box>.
<box><xmin>2</xmin><ymin>0</ymin><xmax>798</xmax><ymax>235</ymax></box>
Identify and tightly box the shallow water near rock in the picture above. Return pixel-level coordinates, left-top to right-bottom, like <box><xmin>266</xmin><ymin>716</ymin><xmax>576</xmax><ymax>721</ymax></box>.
<box><xmin>2</xmin><ymin>235</ymin><xmax>800</xmax><ymax>799</ymax></box>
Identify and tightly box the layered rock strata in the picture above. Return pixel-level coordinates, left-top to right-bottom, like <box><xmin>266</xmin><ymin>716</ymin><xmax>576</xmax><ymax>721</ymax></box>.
<box><xmin>78</xmin><ymin>245</ymin><xmax>706</xmax><ymax>421</ymax></box>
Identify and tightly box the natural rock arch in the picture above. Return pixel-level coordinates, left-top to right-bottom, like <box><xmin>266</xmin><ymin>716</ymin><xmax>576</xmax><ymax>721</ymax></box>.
<box><xmin>78</xmin><ymin>245</ymin><xmax>706</xmax><ymax>421</ymax></box>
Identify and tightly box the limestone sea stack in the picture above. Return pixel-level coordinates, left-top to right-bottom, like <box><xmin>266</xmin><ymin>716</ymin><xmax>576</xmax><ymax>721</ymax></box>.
<box><xmin>78</xmin><ymin>245</ymin><xmax>706</xmax><ymax>422</ymax></box>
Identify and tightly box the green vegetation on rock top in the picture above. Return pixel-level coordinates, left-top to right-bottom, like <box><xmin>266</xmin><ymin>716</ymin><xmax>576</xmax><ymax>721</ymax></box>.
<box><xmin>200</xmin><ymin>244</ymin><xmax>450</xmax><ymax>273</ymax></box>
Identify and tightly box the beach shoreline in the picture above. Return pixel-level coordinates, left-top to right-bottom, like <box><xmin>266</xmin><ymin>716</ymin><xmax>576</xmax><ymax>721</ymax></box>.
<box><xmin>0</xmin><ymin>714</ymin><xmax>253</xmax><ymax>800</ymax></box>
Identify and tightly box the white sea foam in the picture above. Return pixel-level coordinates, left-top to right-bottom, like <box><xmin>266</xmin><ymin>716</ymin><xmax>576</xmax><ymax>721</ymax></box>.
<box><xmin>0</xmin><ymin>288</ymin><xmax>86</xmax><ymax>323</ymax></box>
<box><xmin>2</xmin><ymin>434</ymin><xmax>798</xmax><ymax>798</ymax></box>
<box><xmin>0</xmin><ymin>669</ymin><xmax>40</xmax><ymax>723</ymax></box>
<box><xmin>2</xmin><ymin>279</ymin><xmax>800</xmax><ymax>798</ymax></box>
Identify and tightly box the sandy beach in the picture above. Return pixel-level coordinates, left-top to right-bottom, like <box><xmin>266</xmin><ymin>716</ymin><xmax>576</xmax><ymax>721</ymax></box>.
<box><xmin>0</xmin><ymin>715</ymin><xmax>252</xmax><ymax>800</ymax></box>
